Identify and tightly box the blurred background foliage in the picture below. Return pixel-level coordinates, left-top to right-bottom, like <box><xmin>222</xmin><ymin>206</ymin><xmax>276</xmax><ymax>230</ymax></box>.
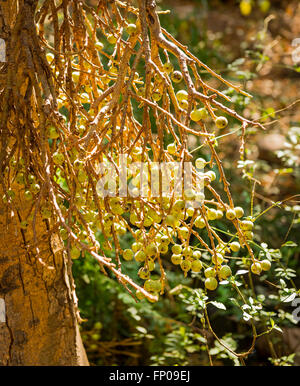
<box><xmin>73</xmin><ymin>0</ymin><xmax>300</xmax><ymax>366</ymax></box>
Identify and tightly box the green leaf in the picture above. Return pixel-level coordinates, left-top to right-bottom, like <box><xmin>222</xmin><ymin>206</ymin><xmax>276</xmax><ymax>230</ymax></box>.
<box><xmin>219</xmin><ymin>280</ymin><xmax>229</xmax><ymax>285</ymax></box>
<box><xmin>229</xmin><ymin>298</ymin><xmax>240</xmax><ymax>307</ymax></box>
<box><xmin>210</xmin><ymin>301</ymin><xmax>226</xmax><ymax>310</ymax></box>
<box><xmin>136</xmin><ymin>326</ymin><xmax>147</xmax><ymax>334</ymax></box>
<box><xmin>282</xmin><ymin>293</ymin><xmax>297</xmax><ymax>303</ymax></box>
<box><xmin>236</xmin><ymin>269</ymin><xmax>249</xmax><ymax>275</ymax></box>
<box><xmin>242</xmin><ymin>304</ymin><xmax>251</xmax><ymax>310</ymax></box>
<box><xmin>231</xmin><ymin>58</ymin><xmax>245</xmax><ymax>67</ymax></box>
<box><xmin>279</xmin><ymin>279</ymin><xmax>286</xmax><ymax>288</ymax></box>
<box><xmin>273</xmin><ymin>325</ymin><xmax>283</xmax><ymax>333</ymax></box>
<box><xmin>281</xmin><ymin>241</ymin><xmax>297</xmax><ymax>248</ymax></box>
<box><xmin>243</xmin><ymin>312</ymin><xmax>252</xmax><ymax>321</ymax></box>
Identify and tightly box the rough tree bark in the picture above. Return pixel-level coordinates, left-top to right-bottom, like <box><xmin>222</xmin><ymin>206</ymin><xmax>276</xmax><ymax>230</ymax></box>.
<box><xmin>0</xmin><ymin>187</ymin><xmax>88</xmax><ymax>365</ymax></box>
<box><xmin>0</xmin><ymin>0</ymin><xmax>88</xmax><ymax>366</ymax></box>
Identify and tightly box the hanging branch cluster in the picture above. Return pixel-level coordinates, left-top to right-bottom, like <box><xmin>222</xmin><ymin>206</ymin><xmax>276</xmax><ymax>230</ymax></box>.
<box><xmin>0</xmin><ymin>0</ymin><xmax>270</xmax><ymax>313</ymax></box>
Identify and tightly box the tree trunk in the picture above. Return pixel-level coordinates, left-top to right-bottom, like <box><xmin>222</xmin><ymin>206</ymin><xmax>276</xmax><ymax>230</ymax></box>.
<box><xmin>0</xmin><ymin>186</ymin><xmax>89</xmax><ymax>365</ymax></box>
<box><xmin>0</xmin><ymin>0</ymin><xmax>88</xmax><ymax>366</ymax></box>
